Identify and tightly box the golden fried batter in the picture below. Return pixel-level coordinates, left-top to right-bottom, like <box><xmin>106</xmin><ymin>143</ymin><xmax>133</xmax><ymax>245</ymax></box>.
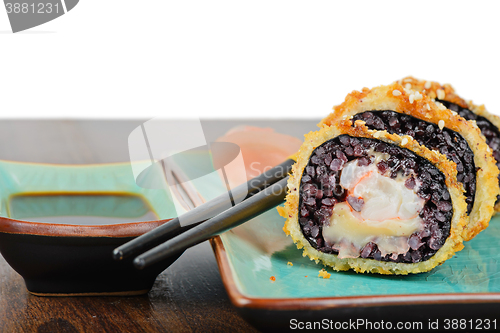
<box><xmin>398</xmin><ymin>76</ymin><xmax>500</xmax><ymax>212</ymax></box>
<box><xmin>280</xmin><ymin>121</ymin><xmax>467</xmax><ymax>275</ymax></box>
<box><xmin>319</xmin><ymin>83</ymin><xmax>498</xmax><ymax>241</ymax></box>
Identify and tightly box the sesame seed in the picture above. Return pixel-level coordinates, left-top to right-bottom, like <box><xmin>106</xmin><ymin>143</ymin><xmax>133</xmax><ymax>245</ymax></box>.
<box><xmin>405</xmin><ymin>83</ymin><xmax>412</xmax><ymax>89</ymax></box>
<box><xmin>451</xmin><ymin>111</ymin><xmax>457</xmax><ymax>116</ymax></box>
<box><xmin>424</xmin><ymin>81</ymin><xmax>431</xmax><ymax>89</ymax></box>
<box><xmin>409</xmin><ymin>94</ymin><xmax>415</xmax><ymax>104</ymax></box>
<box><xmin>426</xmin><ymin>104</ymin><xmax>431</xmax><ymax>110</ymax></box>
<box><xmin>438</xmin><ymin>120</ymin><xmax>445</xmax><ymax>130</ymax></box>
<box><xmin>404</xmin><ymin>78</ymin><xmax>413</xmax><ymax>83</ymax></box>
<box><xmin>401</xmin><ymin>137</ymin><xmax>408</xmax><ymax>145</ymax></box>
<box><xmin>392</xmin><ymin>89</ymin><xmax>402</xmax><ymax>96</ymax></box>
<box><xmin>354</xmin><ymin>119</ymin><xmax>366</xmax><ymax>126</ymax></box>
<box><xmin>437</xmin><ymin>89</ymin><xmax>445</xmax><ymax>100</ymax></box>
<box><xmin>436</xmin><ymin>102</ymin><xmax>447</xmax><ymax>110</ymax></box>
<box><xmin>414</xmin><ymin>91</ymin><xmax>423</xmax><ymax>100</ymax></box>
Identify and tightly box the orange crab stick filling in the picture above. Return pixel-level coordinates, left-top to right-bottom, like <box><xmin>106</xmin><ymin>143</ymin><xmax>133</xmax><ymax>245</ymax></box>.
<box><xmin>322</xmin><ymin>151</ymin><xmax>426</xmax><ymax>259</ymax></box>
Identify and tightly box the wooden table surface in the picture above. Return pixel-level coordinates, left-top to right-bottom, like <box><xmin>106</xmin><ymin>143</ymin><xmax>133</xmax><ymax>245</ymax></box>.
<box><xmin>0</xmin><ymin>119</ymin><xmax>318</xmax><ymax>333</ymax></box>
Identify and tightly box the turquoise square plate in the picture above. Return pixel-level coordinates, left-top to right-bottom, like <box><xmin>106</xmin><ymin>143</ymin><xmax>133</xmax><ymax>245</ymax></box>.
<box><xmin>181</xmin><ymin>155</ymin><xmax>500</xmax><ymax>329</ymax></box>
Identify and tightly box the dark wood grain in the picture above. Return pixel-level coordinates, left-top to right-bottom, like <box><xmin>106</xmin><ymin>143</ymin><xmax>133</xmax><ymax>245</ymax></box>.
<box><xmin>0</xmin><ymin>119</ymin><xmax>319</xmax><ymax>333</ymax></box>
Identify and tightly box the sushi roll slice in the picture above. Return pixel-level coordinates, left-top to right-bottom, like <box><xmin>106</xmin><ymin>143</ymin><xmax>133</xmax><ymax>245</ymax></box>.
<box><xmin>398</xmin><ymin>76</ymin><xmax>500</xmax><ymax>212</ymax></box>
<box><xmin>319</xmin><ymin>83</ymin><xmax>499</xmax><ymax>241</ymax></box>
<box><xmin>280</xmin><ymin>121</ymin><xmax>467</xmax><ymax>275</ymax></box>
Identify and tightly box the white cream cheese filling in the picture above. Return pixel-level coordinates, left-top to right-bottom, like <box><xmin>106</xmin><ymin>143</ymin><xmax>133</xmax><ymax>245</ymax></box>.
<box><xmin>322</xmin><ymin>151</ymin><xmax>426</xmax><ymax>259</ymax></box>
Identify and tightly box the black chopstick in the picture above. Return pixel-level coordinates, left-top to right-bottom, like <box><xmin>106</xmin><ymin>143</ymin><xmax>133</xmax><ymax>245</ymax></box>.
<box><xmin>112</xmin><ymin>158</ymin><xmax>294</xmax><ymax>261</ymax></box>
<box><xmin>133</xmin><ymin>176</ymin><xmax>289</xmax><ymax>269</ymax></box>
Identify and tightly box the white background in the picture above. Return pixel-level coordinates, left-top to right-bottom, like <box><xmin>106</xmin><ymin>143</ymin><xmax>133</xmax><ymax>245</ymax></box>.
<box><xmin>0</xmin><ymin>0</ymin><xmax>499</xmax><ymax>119</ymax></box>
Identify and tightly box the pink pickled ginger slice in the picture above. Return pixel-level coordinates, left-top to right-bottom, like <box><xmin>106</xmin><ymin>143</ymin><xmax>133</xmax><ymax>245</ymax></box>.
<box><xmin>215</xmin><ymin>125</ymin><xmax>302</xmax><ymax>187</ymax></box>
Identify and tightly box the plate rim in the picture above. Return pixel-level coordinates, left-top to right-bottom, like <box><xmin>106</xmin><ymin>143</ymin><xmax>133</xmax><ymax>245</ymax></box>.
<box><xmin>210</xmin><ymin>236</ymin><xmax>500</xmax><ymax>310</ymax></box>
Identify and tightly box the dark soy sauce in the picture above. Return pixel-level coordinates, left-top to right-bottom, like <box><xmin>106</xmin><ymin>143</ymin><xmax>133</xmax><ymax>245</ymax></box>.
<box><xmin>9</xmin><ymin>194</ymin><xmax>158</xmax><ymax>225</ymax></box>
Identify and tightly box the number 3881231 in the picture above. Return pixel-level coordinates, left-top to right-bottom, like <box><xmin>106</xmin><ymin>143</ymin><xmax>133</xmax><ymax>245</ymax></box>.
<box><xmin>5</xmin><ymin>3</ymin><xmax>60</xmax><ymax>14</ymax></box>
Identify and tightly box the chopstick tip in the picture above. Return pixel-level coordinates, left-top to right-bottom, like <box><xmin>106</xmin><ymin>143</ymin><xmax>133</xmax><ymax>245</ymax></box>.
<box><xmin>134</xmin><ymin>257</ymin><xmax>146</xmax><ymax>270</ymax></box>
<box><xmin>112</xmin><ymin>249</ymin><xmax>124</xmax><ymax>261</ymax></box>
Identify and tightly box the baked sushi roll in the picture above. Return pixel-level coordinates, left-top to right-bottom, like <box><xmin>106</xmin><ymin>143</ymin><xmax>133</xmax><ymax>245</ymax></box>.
<box><xmin>398</xmin><ymin>76</ymin><xmax>500</xmax><ymax>212</ymax></box>
<box><xmin>280</xmin><ymin>121</ymin><xmax>467</xmax><ymax>275</ymax></box>
<box><xmin>319</xmin><ymin>83</ymin><xmax>499</xmax><ymax>241</ymax></box>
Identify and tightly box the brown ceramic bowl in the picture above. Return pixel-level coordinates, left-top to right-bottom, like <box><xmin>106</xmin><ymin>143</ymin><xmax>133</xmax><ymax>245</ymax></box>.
<box><xmin>0</xmin><ymin>160</ymin><xmax>181</xmax><ymax>296</ymax></box>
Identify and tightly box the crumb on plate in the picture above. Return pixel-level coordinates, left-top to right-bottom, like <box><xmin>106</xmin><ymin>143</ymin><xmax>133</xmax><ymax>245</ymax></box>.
<box><xmin>318</xmin><ymin>268</ymin><xmax>331</xmax><ymax>279</ymax></box>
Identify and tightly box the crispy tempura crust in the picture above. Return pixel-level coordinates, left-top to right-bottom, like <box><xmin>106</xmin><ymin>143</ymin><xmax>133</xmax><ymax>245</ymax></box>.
<box><xmin>399</xmin><ymin>76</ymin><xmax>500</xmax><ymax>212</ymax></box>
<box><xmin>279</xmin><ymin>121</ymin><xmax>467</xmax><ymax>275</ymax></box>
<box><xmin>397</xmin><ymin>76</ymin><xmax>469</xmax><ymax>109</ymax></box>
<box><xmin>319</xmin><ymin>83</ymin><xmax>499</xmax><ymax>241</ymax></box>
